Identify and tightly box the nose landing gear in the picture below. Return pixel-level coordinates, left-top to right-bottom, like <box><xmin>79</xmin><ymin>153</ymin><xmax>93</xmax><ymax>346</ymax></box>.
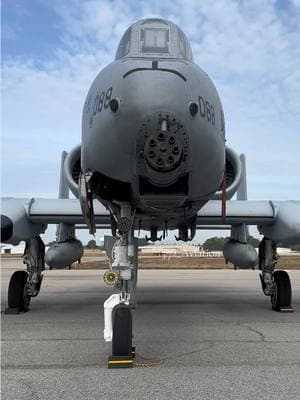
<box><xmin>104</xmin><ymin>203</ymin><xmax>137</xmax><ymax>368</ymax></box>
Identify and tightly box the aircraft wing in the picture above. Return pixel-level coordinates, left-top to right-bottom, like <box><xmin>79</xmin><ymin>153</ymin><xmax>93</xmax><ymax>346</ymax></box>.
<box><xmin>197</xmin><ymin>200</ymin><xmax>300</xmax><ymax>244</ymax></box>
<box><xmin>1</xmin><ymin>197</ymin><xmax>110</xmax><ymax>245</ymax></box>
<box><xmin>1</xmin><ymin>197</ymin><xmax>300</xmax><ymax>245</ymax></box>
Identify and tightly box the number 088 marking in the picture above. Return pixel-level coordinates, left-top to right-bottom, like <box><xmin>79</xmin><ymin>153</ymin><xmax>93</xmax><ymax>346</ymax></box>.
<box><xmin>198</xmin><ymin>96</ymin><xmax>215</xmax><ymax>126</ymax></box>
<box><xmin>93</xmin><ymin>87</ymin><xmax>113</xmax><ymax>116</ymax></box>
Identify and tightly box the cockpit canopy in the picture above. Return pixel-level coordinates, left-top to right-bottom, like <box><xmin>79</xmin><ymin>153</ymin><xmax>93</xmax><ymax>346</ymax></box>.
<box><xmin>115</xmin><ymin>18</ymin><xmax>193</xmax><ymax>62</ymax></box>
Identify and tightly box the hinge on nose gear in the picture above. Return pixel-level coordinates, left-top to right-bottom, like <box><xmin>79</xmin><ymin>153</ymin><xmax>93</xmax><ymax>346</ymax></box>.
<box><xmin>79</xmin><ymin>171</ymin><xmax>95</xmax><ymax>235</ymax></box>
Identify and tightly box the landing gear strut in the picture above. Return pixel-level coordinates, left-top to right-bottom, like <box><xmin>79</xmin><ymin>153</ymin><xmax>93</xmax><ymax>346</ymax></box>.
<box><xmin>5</xmin><ymin>236</ymin><xmax>45</xmax><ymax>314</ymax></box>
<box><xmin>259</xmin><ymin>237</ymin><xmax>293</xmax><ymax>312</ymax></box>
<box><xmin>104</xmin><ymin>203</ymin><xmax>137</xmax><ymax>368</ymax></box>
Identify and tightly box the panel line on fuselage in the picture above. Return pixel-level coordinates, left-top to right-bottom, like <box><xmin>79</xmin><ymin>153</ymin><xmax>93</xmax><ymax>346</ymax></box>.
<box><xmin>123</xmin><ymin>67</ymin><xmax>187</xmax><ymax>81</ymax></box>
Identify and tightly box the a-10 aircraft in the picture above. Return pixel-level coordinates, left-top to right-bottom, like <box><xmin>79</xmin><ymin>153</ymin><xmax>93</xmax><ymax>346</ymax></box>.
<box><xmin>2</xmin><ymin>18</ymin><xmax>300</xmax><ymax>368</ymax></box>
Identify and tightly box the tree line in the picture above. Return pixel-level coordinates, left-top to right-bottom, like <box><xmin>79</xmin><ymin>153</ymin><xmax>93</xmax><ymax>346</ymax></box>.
<box><xmin>201</xmin><ymin>237</ymin><xmax>300</xmax><ymax>251</ymax></box>
<box><xmin>201</xmin><ymin>236</ymin><xmax>260</xmax><ymax>251</ymax></box>
<box><xmin>47</xmin><ymin>237</ymin><xmax>300</xmax><ymax>252</ymax></box>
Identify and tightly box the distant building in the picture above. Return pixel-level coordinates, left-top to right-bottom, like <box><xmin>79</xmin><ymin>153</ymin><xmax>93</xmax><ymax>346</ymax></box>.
<box><xmin>277</xmin><ymin>247</ymin><xmax>292</xmax><ymax>255</ymax></box>
<box><xmin>139</xmin><ymin>244</ymin><xmax>222</xmax><ymax>257</ymax></box>
<box><xmin>0</xmin><ymin>243</ymin><xmax>25</xmax><ymax>254</ymax></box>
<box><xmin>0</xmin><ymin>242</ymin><xmax>49</xmax><ymax>255</ymax></box>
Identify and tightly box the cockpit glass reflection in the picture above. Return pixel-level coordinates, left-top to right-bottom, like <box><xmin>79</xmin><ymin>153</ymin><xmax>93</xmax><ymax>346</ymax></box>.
<box><xmin>115</xmin><ymin>27</ymin><xmax>131</xmax><ymax>60</ymax></box>
<box><xmin>140</xmin><ymin>28</ymin><xmax>169</xmax><ymax>53</ymax></box>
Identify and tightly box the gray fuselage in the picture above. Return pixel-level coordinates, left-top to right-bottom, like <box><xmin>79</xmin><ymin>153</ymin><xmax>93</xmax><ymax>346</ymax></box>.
<box><xmin>81</xmin><ymin>19</ymin><xmax>226</xmax><ymax>232</ymax></box>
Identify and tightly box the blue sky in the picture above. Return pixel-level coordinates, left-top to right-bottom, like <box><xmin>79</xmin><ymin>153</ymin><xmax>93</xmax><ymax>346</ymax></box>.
<box><xmin>1</xmin><ymin>0</ymin><xmax>300</xmax><ymax>244</ymax></box>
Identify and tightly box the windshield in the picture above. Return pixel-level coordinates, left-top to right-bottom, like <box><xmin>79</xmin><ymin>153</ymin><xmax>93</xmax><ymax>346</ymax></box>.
<box><xmin>115</xmin><ymin>18</ymin><xmax>193</xmax><ymax>62</ymax></box>
<box><xmin>140</xmin><ymin>27</ymin><xmax>169</xmax><ymax>53</ymax></box>
<box><xmin>115</xmin><ymin>27</ymin><xmax>131</xmax><ymax>60</ymax></box>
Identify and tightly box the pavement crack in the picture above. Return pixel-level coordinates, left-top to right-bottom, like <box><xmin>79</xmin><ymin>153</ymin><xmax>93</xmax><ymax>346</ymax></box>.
<box><xmin>2</xmin><ymin>363</ymin><xmax>102</xmax><ymax>370</ymax></box>
<box><xmin>242</xmin><ymin>324</ymin><xmax>266</xmax><ymax>342</ymax></box>
<box><xmin>2</xmin><ymin>338</ymin><xmax>101</xmax><ymax>342</ymax></box>
<box><xmin>167</xmin><ymin>342</ymin><xmax>215</xmax><ymax>362</ymax></box>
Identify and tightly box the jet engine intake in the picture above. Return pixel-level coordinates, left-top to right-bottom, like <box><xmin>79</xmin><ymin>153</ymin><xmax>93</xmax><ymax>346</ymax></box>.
<box><xmin>64</xmin><ymin>145</ymin><xmax>81</xmax><ymax>198</ymax></box>
<box><xmin>213</xmin><ymin>147</ymin><xmax>243</xmax><ymax>200</ymax></box>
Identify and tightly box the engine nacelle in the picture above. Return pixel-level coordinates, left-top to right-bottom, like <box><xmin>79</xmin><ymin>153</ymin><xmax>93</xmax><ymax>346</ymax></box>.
<box><xmin>223</xmin><ymin>240</ymin><xmax>258</xmax><ymax>269</ymax></box>
<box><xmin>213</xmin><ymin>147</ymin><xmax>243</xmax><ymax>200</ymax></box>
<box><xmin>64</xmin><ymin>145</ymin><xmax>81</xmax><ymax>198</ymax></box>
<box><xmin>45</xmin><ymin>239</ymin><xmax>83</xmax><ymax>269</ymax></box>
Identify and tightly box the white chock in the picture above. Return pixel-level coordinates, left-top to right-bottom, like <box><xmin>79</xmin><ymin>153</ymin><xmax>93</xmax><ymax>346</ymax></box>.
<box><xmin>103</xmin><ymin>294</ymin><xmax>121</xmax><ymax>342</ymax></box>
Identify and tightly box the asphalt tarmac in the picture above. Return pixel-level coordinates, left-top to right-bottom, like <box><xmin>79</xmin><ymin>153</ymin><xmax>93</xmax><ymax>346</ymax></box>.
<box><xmin>1</xmin><ymin>258</ymin><xmax>300</xmax><ymax>400</ymax></box>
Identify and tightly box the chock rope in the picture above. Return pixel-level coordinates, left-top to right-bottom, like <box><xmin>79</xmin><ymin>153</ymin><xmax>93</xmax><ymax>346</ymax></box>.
<box><xmin>133</xmin><ymin>352</ymin><xmax>166</xmax><ymax>368</ymax></box>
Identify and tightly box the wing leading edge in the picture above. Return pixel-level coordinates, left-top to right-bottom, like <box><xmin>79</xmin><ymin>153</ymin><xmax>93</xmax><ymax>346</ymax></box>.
<box><xmin>197</xmin><ymin>200</ymin><xmax>300</xmax><ymax>244</ymax></box>
<box><xmin>1</xmin><ymin>197</ymin><xmax>110</xmax><ymax>244</ymax></box>
<box><xmin>1</xmin><ymin>197</ymin><xmax>300</xmax><ymax>245</ymax></box>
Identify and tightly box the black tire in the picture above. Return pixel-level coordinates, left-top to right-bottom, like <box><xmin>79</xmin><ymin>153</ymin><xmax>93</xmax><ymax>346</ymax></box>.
<box><xmin>271</xmin><ymin>270</ymin><xmax>292</xmax><ymax>311</ymax></box>
<box><xmin>7</xmin><ymin>271</ymin><xmax>30</xmax><ymax>312</ymax></box>
<box><xmin>259</xmin><ymin>273</ymin><xmax>266</xmax><ymax>293</ymax></box>
<box><xmin>35</xmin><ymin>274</ymin><xmax>43</xmax><ymax>294</ymax></box>
<box><xmin>112</xmin><ymin>305</ymin><xmax>132</xmax><ymax>356</ymax></box>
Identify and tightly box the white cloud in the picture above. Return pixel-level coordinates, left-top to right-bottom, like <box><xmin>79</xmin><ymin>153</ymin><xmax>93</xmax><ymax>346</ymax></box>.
<box><xmin>291</xmin><ymin>0</ymin><xmax>300</xmax><ymax>7</ymax></box>
<box><xmin>1</xmin><ymin>0</ymin><xmax>300</xmax><ymax>242</ymax></box>
<box><xmin>2</xmin><ymin>24</ymin><xmax>17</xmax><ymax>40</ymax></box>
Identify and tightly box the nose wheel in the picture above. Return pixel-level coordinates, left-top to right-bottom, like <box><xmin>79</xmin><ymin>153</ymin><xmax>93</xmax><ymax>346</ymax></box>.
<box><xmin>271</xmin><ymin>270</ymin><xmax>292</xmax><ymax>312</ymax></box>
<box><xmin>108</xmin><ymin>304</ymin><xmax>134</xmax><ymax>368</ymax></box>
<box><xmin>112</xmin><ymin>305</ymin><xmax>132</xmax><ymax>356</ymax></box>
